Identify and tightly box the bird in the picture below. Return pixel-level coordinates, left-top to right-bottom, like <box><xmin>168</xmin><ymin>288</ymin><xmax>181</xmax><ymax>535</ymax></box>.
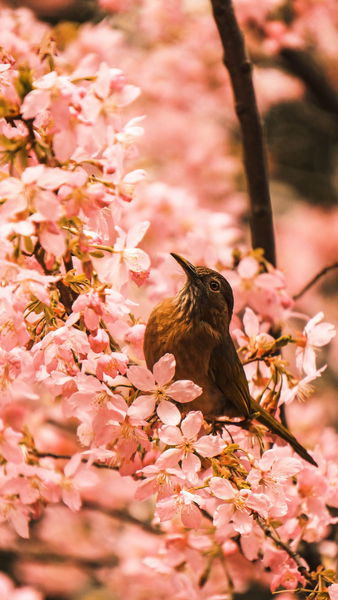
<box><xmin>143</xmin><ymin>252</ymin><xmax>317</xmax><ymax>467</ymax></box>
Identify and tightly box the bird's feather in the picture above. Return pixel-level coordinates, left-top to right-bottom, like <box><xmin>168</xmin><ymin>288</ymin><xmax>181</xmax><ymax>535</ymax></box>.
<box><xmin>209</xmin><ymin>336</ymin><xmax>251</xmax><ymax>418</ymax></box>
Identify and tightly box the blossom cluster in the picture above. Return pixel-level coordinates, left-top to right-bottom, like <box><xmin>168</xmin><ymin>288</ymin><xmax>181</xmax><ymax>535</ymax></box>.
<box><xmin>0</xmin><ymin>4</ymin><xmax>337</xmax><ymax>600</ymax></box>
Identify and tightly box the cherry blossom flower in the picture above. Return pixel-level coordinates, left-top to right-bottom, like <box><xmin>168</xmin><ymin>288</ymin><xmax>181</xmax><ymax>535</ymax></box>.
<box><xmin>0</xmin><ymin>419</ymin><xmax>23</xmax><ymax>463</ymax></box>
<box><xmin>233</xmin><ymin>306</ymin><xmax>275</xmax><ymax>356</ymax></box>
<box><xmin>210</xmin><ymin>477</ymin><xmax>270</xmax><ymax>535</ymax></box>
<box><xmin>329</xmin><ymin>584</ymin><xmax>338</xmax><ymax>600</ymax></box>
<box><xmin>158</xmin><ymin>411</ymin><xmax>224</xmax><ymax>473</ymax></box>
<box><xmin>127</xmin><ymin>353</ymin><xmax>202</xmax><ymax>423</ymax></box>
<box><xmin>61</xmin><ymin>454</ymin><xmax>99</xmax><ymax>511</ymax></box>
<box><xmin>156</xmin><ymin>488</ymin><xmax>203</xmax><ymax>528</ymax></box>
<box><xmin>296</xmin><ymin>312</ymin><xmax>336</xmax><ymax>376</ymax></box>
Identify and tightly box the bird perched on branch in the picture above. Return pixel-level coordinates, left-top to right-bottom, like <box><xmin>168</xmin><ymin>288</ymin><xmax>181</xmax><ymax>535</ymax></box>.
<box><xmin>144</xmin><ymin>253</ymin><xmax>317</xmax><ymax>467</ymax></box>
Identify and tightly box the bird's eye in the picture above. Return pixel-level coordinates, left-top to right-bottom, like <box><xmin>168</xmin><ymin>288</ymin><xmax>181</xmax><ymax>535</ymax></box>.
<box><xmin>209</xmin><ymin>279</ymin><xmax>220</xmax><ymax>291</ymax></box>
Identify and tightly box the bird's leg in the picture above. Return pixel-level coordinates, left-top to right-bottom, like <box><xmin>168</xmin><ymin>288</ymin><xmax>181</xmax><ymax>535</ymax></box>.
<box><xmin>205</xmin><ymin>415</ymin><xmax>266</xmax><ymax>455</ymax></box>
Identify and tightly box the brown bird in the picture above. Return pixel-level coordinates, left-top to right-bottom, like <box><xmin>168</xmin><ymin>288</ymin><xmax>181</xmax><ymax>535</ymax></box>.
<box><xmin>144</xmin><ymin>253</ymin><xmax>317</xmax><ymax>467</ymax></box>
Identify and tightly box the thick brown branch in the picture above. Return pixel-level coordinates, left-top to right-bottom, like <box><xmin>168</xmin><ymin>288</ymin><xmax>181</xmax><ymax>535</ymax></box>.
<box><xmin>210</xmin><ymin>0</ymin><xmax>276</xmax><ymax>265</ymax></box>
<box><xmin>293</xmin><ymin>261</ymin><xmax>338</xmax><ymax>300</ymax></box>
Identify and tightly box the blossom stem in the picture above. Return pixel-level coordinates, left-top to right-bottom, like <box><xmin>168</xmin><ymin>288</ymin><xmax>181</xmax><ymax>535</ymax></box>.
<box><xmin>293</xmin><ymin>261</ymin><xmax>338</xmax><ymax>300</ymax></box>
<box><xmin>255</xmin><ymin>515</ymin><xmax>314</xmax><ymax>585</ymax></box>
<box><xmin>30</xmin><ymin>450</ymin><xmax>119</xmax><ymax>471</ymax></box>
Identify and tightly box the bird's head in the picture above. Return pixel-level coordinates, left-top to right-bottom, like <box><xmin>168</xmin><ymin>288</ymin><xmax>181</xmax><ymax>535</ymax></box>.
<box><xmin>171</xmin><ymin>253</ymin><xmax>234</xmax><ymax>328</ymax></box>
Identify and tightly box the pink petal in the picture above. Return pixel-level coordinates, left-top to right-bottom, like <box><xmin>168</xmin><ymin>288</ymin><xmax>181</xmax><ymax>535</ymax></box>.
<box><xmin>232</xmin><ymin>510</ymin><xmax>253</xmax><ymax>535</ymax></box>
<box><xmin>156</xmin><ymin>497</ymin><xmax>176</xmax><ymax>522</ymax></box>
<box><xmin>159</xmin><ymin>425</ymin><xmax>183</xmax><ymax>446</ymax></box>
<box><xmin>11</xmin><ymin>509</ymin><xmax>29</xmax><ymax>539</ymax></box>
<box><xmin>181</xmin><ymin>502</ymin><xmax>202</xmax><ymax>529</ymax></box>
<box><xmin>39</xmin><ymin>229</ymin><xmax>66</xmax><ymax>258</ymax></box>
<box><xmin>245</xmin><ymin>492</ymin><xmax>270</xmax><ymax>519</ymax></box>
<box><xmin>127</xmin><ymin>365</ymin><xmax>156</xmax><ymax>391</ymax></box>
<box><xmin>213</xmin><ymin>503</ymin><xmax>233</xmax><ymax>528</ymax></box>
<box><xmin>64</xmin><ymin>453</ymin><xmax>82</xmax><ymax>478</ymax></box>
<box><xmin>128</xmin><ymin>395</ymin><xmax>156</xmax><ymax>420</ymax></box>
<box><xmin>166</xmin><ymin>380</ymin><xmax>202</xmax><ymax>403</ymax></box>
<box><xmin>308</xmin><ymin>322</ymin><xmax>335</xmax><ymax>347</ymax></box>
<box><xmin>153</xmin><ymin>353</ymin><xmax>176</xmax><ymax>386</ymax></box>
<box><xmin>156</xmin><ymin>448</ymin><xmax>183</xmax><ymax>468</ymax></box>
<box><xmin>62</xmin><ymin>488</ymin><xmax>82</xmax><ymax>512</ymax></box>
<box><xmin>209</xmin><ymin>477</ymin><xmax>235</xmax><ymax>500</ymax></box>
<box><xmin>157</xmin><ymin>399</ymin><xmax>181</xmax><ymax>425</ymax></box>
<box><xmin>123</xmin><ymin>248</ymin><xmax>150</xmax><ymax>272</ymax></box>
<box><xmin>194</xmin><ymin>434</ymin><xmax>225</xmax><ymax>458</ymax></box>
<box><xmin>135</xmin><ymin>477</ymin><xmax>157</xmax><ymax>501</ymax></box>
<box><xmin>84</xmin><ymin>307</ymin><xmax>100</xmax><ymax>331</ymax></box>
<box><xmin>243</xmin><ymin>307</ymin><xmax>259</xmax><ymax>338</ymax></box>
<box><xmin>237</xmin><ymin>256</ymin><xmax>259</xmax><ymax>279</ymax></box>
<box><xmin>240</xmin><ymin>530</ymin><xmax>261</xmax><ymax>560</ymax></box>
<box><xmin>181</xmin><ymin>411</ymin><xmax>203</xmax><ymax>439</ymax></box>
<box><xmin>181</xmin><ymin>452</ymin><xmax>201</xmax><ymax>473</ymax></box>
<box><xmin>328</xmin><ymin>584</ymin><xmax>338</xmax><ymax>600</ymax></box>
<box><xmin>126</xmin><ymin>220</ymin><xmax>150</xmax><ymax>247</ymax></box>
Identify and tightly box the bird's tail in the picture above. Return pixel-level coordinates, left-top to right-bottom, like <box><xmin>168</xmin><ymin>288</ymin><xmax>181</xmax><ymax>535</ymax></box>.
<box><xmin>251</xmin><ymin>399</ymin><xmax>317</xmax><ymax>467</ymax></box>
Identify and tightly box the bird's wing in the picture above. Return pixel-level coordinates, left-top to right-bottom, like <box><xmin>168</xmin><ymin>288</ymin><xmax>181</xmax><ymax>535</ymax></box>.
<box><xmin>209</xmin><ymin>335</ymin><xmax>252</xmax><ymax>418</ymax></box>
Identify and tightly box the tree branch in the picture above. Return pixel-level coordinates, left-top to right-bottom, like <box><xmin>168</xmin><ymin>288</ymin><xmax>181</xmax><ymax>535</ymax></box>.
<box><xmin>83</xmin><ymin>501</ymin><xmax>162</xmax><ymax>535</ymax></box>
<box><xmin>280</xmin><ymin>48</ymin><xmax>338</xmax><ymax>117</ymax></box>
<box><xmin>255</xmin><ymin>516</ymin><xmax>313</xmax><ymax>585</ymax></box>
<box><xmin>293</xmin><ymin>261</ymin><xmax>338</xmax><ymax>300</ymax></box>
<box><xmin>210</xmin><ymin>0</ymin><xmax>276</xmax><ymax>265</ymax></box>
<box><xmin>31</xmin><ymin>450</ymin><xmax>119</xmax><ymax>471</ymax></box>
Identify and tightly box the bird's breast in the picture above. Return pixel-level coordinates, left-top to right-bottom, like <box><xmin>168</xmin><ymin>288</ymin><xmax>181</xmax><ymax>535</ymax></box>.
<box><xmin>143</xmin><ymin>298</ymin><xmax>225</xmax><ymax>415</ymax></box>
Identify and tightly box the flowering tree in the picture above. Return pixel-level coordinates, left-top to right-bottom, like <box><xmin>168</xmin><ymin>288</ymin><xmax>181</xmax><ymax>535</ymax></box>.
<box><xmin>0</xmin><ymin>2</ymin><xmax>337</xmax><ymax>599</ymax></box>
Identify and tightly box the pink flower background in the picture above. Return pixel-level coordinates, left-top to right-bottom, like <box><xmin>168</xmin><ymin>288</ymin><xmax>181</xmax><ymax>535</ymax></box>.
<box><xmin>0</xmin><ymin>0</ymin><xmax>337</xmax><ymax>598</ymax></box>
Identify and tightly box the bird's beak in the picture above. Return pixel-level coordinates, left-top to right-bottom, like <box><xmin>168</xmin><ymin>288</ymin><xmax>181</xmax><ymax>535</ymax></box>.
<box><xmin>170</xmin><ymin>253</ymin><xmax>199</xmax><ymax>281</ymax></box>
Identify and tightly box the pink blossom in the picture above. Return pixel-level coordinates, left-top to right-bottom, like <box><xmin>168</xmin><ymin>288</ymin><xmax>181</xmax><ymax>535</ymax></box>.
<box><xmin>296</xmin><ymin>312</ymin><xmax>336</xmax><ymax>375</ymax></box>
<box><xmin>61</xmin><ymin>453</ymin><xmax>99</xmax><ymax>511</ymax></box>
<box><xmin>72</xmin><ymin>291</ymin><xmax>104</xmax><ymax>331</ymax></box>
<box><xmin>210</xmin><ymin>477</ymin><xmax>270</xmax><ymax>535</ymax></box>
<box><xmin>127</xmin><ymin>353</ymin><xmax>202</xmax><ymax>424</ymax></box>
<box><xmin>0</xmin><ymin>419</ymin><xmax>24</xmax><ymax>463</ymax></box>
<box><xmin>329</xmin><ymin>584</ymin><xmax>338</xmax><ymax>600</ymax></box>
<box><xmin>233</xmin><ymin>306</ymin><xmax>275</xmax><ymax>356</ymax></box>
<box><xmin>135</xmin><ymin>460</ymin><xmax>186</xmax><ymax>502</ymax></box>
<box><xmin>156</xmin><ymin>489</ymin><xmax>202</xmax><ymax>528</ymax></box>
<box><xmin>158</xmin><ymin>411</ymin><xmax>224</xmax><ymax>473</ymax></box>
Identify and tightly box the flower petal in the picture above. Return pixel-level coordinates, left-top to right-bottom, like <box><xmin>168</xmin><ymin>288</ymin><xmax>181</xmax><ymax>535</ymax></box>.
<box><xmin>157</xmin><ymin>399</ymin><xmax>181</xmax><ymax>425</ymax></box>
<box><xmin>128</xmin><ymin>395</ymin><xmax>156</xmax><ymax>420</ymax></box>
<box><xmin>166</xmin><ymin>379</ymin><xmax>202</xmax><ymax>403</ymax></box>
<box><xmin>181</xmin><ymin>502</ymin><xmax>201</xmax><ymax>529</ymax></box>
<box><xmin>153</xmin><ymin>353</ymin><xmax>176</xmax><ymax>386</ymax></box>
<box><xmin>181</xmin><ymin>411</ymin><xmax>203</xmax><ymax>439</ymax></box>
<box><xmin>127</xmin><ymin>365</ymin><xmax>156</xmax><ymax>391</ymax></box>
<box><xmin>194</xmin><ymin>434</ymin><xmax>225</xmax><ymax>458</ymax></box>
<box><xmin>159</xmin><ymin>425</ymin><xmax>183</xmax><ymax>446</ymax></box>
<box><xmin>232</xmin><ymin>510</ymin><xmax>253</xmax><ymax>535</ymax></box>
<box><xmin>209</xmin><ymin>477</ymin><xmax>235</xmax><ymax>500</ymax></box>
<box><xmin>181</xmin><ymin>452</ymin><xmax>201</xmax><ymax>473</ymax></box>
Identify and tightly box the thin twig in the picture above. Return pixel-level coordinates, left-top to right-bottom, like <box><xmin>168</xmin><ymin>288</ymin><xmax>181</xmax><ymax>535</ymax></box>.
<box><xmin>293</xmin><ymin>261</ymin><xmax>338</xmax><ymax>300</ymax></box>
<box><xmin>210</xmin><ymin>0</ymin><xmax>276</xmax><ymax>265</ymax></box>
<box><xmin>31</xmin><ymin>450</ymin><xmax>119</xmax><ymax>471</ymax></box>
<box><xmin>255</xmin><ymin>516</ymin><xmax>313</xmax><ymax>584</ymax></box>
<box><xmin>0</xmin><ymin>547</ymin><xmax>118</xmax><ymax>570</ymax></box>
<box><xmin>83</xmin><ymin>501</ymin><xmax>162</xmax><ymax>535</ymax></box>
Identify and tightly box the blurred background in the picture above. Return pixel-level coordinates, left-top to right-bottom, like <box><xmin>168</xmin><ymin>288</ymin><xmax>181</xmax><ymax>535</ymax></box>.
<box><xmin>0</xmin><ymin>1</ymin><xmax>337</xmax><ymax>599</ymax></box>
